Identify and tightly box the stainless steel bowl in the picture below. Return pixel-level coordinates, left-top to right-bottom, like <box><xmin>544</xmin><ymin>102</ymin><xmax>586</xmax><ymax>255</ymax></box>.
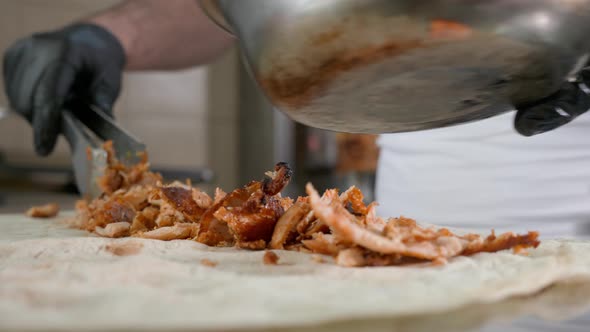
<box><xmin>200</xmin><ymin>0</ymin><xmax>590</xmax><ymax>133</ymax></box>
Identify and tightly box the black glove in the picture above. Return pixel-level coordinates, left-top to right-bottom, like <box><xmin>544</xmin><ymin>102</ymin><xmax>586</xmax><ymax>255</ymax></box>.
<box><xmin>515</xmin><ymin>68</ymin><xmax>590</xmax><ymax>136</ymax></box>
<box><xmin>2</xmin><ymin>23</ymin><xmax>126</xmax><ymax>156</ymax></box>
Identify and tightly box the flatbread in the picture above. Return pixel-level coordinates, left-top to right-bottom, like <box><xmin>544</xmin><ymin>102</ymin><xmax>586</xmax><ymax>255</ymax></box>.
<box><xmin>1</xmin><ymin>214</ymin><xmax>590</xmax><ymax>332</ymax></box>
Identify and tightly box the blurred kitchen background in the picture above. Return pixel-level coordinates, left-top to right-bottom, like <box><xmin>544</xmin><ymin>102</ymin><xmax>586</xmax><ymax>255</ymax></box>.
<box><xmin>0</xmin><ymin>0</ymin><xmax>378</xmax><ymax>213</ymax></box>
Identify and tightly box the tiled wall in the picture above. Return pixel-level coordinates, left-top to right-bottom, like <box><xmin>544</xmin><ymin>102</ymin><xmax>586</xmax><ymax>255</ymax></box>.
<box><xmin>0</xmin><ymin>0</ymin><xmax>240</xmax><ymax>189</ymax></box>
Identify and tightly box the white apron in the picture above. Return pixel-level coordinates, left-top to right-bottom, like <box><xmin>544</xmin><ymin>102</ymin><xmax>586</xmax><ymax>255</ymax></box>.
<box><xmin>376</xmin><ymin>111</ymin><xmax>590</xmax><ymax>238</ymax></box>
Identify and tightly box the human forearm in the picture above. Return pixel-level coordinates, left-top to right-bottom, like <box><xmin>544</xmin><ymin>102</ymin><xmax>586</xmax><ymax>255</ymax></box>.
<box><xmin>87</xmin><ymin>0</ymin><xmax>234</xmax><ymax>70</ymax></box>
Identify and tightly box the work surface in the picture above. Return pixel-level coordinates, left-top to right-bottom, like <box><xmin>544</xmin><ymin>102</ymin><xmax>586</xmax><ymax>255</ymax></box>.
<box><xmin>1</xmin><ymin>213</ymin><xmax>590</xmax><ymax>332</ymax></box>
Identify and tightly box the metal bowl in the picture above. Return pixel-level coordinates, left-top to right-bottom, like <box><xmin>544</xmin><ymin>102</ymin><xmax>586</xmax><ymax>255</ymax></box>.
<box><xmin>200</xmin><ymin>0</ymin><xmax>590</xmax><ymax>133</ymax></box>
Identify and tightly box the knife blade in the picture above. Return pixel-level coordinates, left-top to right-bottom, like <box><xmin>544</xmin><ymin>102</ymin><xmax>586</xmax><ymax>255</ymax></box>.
<box><xmin>73</xmin><ymin>104</ymin><xmax>146</xmax><ymax>166</ymax></box>
<box><xmin>61</xmin><ymin>110</ymin><xmax>107</xmax><ymax>199</ymax></box>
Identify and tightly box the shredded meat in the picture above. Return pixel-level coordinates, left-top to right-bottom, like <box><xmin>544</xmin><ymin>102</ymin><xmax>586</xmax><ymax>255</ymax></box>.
<box><xmin>263</xmin><ymin>162</ymin><xmax>293</xmax><ymax>196</ymax></box>
<box><xmin>339</xmin><ymin>186</ymin><xmax>368</xmax><ymax>215</ymax></box>
<box><xmin>95</xmin><ymin>222</ymin><xmax>131</xmax><ymax>238</ymax></box>
<box><xmin>461</xmin><ymin>230</ymin><xmax>541</xmax><ymax>256</ymax></box>
<box><xmin>104</xmin><ymin>241</ymin><xmax>143</xmax><ymax>256</ymax></box>
<box><xmin>335</xmin><ymin>247</ymin><xmax>366</xmax><ymax>267</ymax></box>
<box><xmin>200</xmin><ymin>258</ymin><xmax>218</xmax><ymax>267</ymax></box>
<box><xmin>140</xmin><ymin>224</ymin><xmax>195</xmax><ymax>241</ymax></box>
<box><xmin>270</xmin><ymin>201</ymin><xmax>310</xmax><ymax>249</ymax></box>
<box><xmin>26</xmin><ymin>203</ymin><xmax>59</xmax><ymax>218</ymax></box>
<box><xmin>67</xmin><ymin>141</ymin><xmax>541</xmax><ymax>268</ymax></box>
<box><xmin>302</xmin><ymin>233</ymin><xmax>341</xmax><ymax>256</ymax></box>
<box><xmin>159</xmin><ymin>186</ymin><xmax>209</xmax><ymax>222</ymax></box>
<box><xmin>197</xmin><ymin>209</ymin><xmax>235</xmax><ymax>246</ymax></box>
<box><xmin>98</xmin><ymin>141</ymin><xmax>162</xmax><ymax>194</ymax></box>
<box><xmin>263</xmin><ymin>251</ymin><xmax>280</xmax><ymax>265</ymax></box>
<box><xmin>130</xmin><ymin>206</ymin><xmax>159</xmax><ymax>233</ymax></box>
<box><xmin>303</xmin><ymin>219</ymin><xmax>330</xmax><ymax>237</ymax></box>
<box><xmin>197</xmin><ymin>167</ymin><xmax>290</xmax><ymax>248</ymax></box>
<box><xmin>306</xmin><ymin>183</ymin><xmax>540</xmax><ymax>264</ymax></box>
<box><xmin>308</xmin><ymin>186</ymin><xmax>451</xmax><ymax>260</ymax></box>
<box><xmin>213</xmin><ymin>188</ymin><xmax>226</xmax><ymax>204</ymax></box>
<box><xmin>93</xmin><ymin>196</ymin><xmax>136</xmax><ymax>229</ymax></box>
<box><xmin>296</xmin><ymin>210</ymin><xmax>316</xmax><ymax>234</ymax></box>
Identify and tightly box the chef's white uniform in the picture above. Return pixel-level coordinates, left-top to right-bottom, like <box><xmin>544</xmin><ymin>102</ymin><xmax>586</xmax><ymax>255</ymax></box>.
<box><xmin>376</xmin><ymin>111</ymin><xmax>590</xmax><ymax>238</ymax></box>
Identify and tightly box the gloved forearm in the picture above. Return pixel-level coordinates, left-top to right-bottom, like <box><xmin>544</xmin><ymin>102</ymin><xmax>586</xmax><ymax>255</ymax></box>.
<box><xmin>88</xmin><ymin>0</ymin><xmax>235</xmax><ymax>70</ymax></box>
<box><xmin>3</xmin><ymin>0</ymin><xmax>234</xmax><ymax>156</ymax></box>
<box><xmin>3</xmin><ymin>24</ymin><xmax>125</xmax><ymax>155</ymax></box>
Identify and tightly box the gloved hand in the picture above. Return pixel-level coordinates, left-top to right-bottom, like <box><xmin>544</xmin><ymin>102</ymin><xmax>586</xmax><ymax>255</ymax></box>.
<box><xmin>515</xmin><ymin>68</ymin><xmax>590</xmax><ymax>136</ymax></box>
<box><xmin>2</xmin><ymin>23</ymin><xmax>126</xmax><ymax>156</ymax></box>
